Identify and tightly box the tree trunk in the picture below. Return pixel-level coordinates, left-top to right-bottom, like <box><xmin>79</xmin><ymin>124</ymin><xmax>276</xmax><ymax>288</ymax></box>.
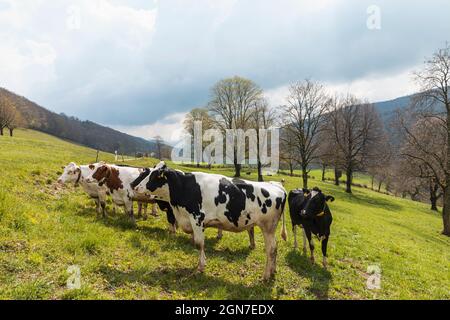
<box><xmin>0</xmin><ymin>127</ymin><xmax>3</xmax><ymax>135</ymax></box>
<box><xmin>233</xmin><ymin>147</ymin><xmax>241</xmax><ymax>177</ymax></box>
<box><xmin>443</xmin><ymin>113</ymin><xmax>450</xmax><ymax>235</ymax></box>
<box><xmin>377</xmin><ymin>181</ymin><xmax>382</xmax><ymax>192</ymax></box>
<box><xmin>321</xmin><ymin>164</ymin><xmax>326</xmax><ymax>181</ymax></box>
<box><xmin>345</xmin><ymin>167</ymin><xmax>352</xmax><ymax>194</ymax></box>
<box><xmin>442</xmin><ymin>187</ymin><xmax>450</xmax><ymax>235</ymax></box>
<box><xmin>430</xmin><ymin>194</ymin><xmax>438</xmax><ymax>211</ymax></box>
<box><xmin>196</xmin><ymin>162</ymin><xmax>200</xmax><ymax>168</ymax></box>
<box><xmin>257</xmin><ymin>161</ymin><xmax>263</xmax><ymax>182</ymax></box>
<box><xmin>301</xmin><ymin>164</ymin><xmax>308</xmax><ymax>189</ymax></box>
<box><xmin>256</xmin><ymin>131</ymin><xmax>263</xmax><ymax>182</ymax></box>
<box><xmin>334</xmin><ymin>167</ymin><xmax>340</xmax><ymax>186</ymax></box>
<box><xmin>289</xmin><ymin>163</ymin><xmax>293</xmax><ymax>177</ymax></box>
<box><xmin>9</xmin><ymin>128</ymin><xmax>13</xmax><ymax>137</ymax></box>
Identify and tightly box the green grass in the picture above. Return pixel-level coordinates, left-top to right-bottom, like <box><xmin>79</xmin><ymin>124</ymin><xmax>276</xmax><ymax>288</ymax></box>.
<box><xmin>0</xmin><ymin>129</ymin><xmax>449</xmax><ymax>300</ymax></box>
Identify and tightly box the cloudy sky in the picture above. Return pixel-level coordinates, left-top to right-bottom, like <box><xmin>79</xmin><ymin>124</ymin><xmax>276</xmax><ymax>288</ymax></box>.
<box><xmin>1</xmin><ymin>0</ymin><xmax>450</xmax><ymax>143</ymax></box>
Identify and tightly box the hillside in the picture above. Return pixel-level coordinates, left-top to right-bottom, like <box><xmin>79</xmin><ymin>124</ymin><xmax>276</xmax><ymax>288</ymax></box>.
<box><xmin>0</xmin><ymin>88</ymin><xmax>161</xmax><ymax>155</ymax></box>
<box><xmin>0</xmin><ymin>129</ymin><xmax>449</xmax><ymax>299</ymax></box>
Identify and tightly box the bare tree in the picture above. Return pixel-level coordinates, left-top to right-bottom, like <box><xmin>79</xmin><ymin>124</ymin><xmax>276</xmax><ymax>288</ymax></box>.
<box><xmin>396</xmin><ymin>112</ymin><xmax>446</xmax><ymax>211</ymax></box>
<box><xmin>0</xmin><ymin>96</ymin><xmax>17</xmax><ymax>136</ymax></box>
<box><xmin>280</xmin><ymin>125</ymin><xmax>298</xmax><ymax>176</ymax></box>
<box><xmin>327</xmin><ymin>94</ymin><xmax>385</xmax><ymax>193</ymax></box>
<box><xmin>251</xmin><ymin>98</ymin><xmax>276</xmax><ymax>181</ymax></box>
<box><xmin>280</xmin><ymin>79</ymin><xmax>329</xmax><ymax>188</ymax></box>
<box><xmin>183</xmin><ymin>108</ymin><xmax>213</xmax><ymax>167</ymax></box>
<box><xmin>153</xmin><ymin>135</ymin><xmax>164</xmax><ymax>160</ymax></box>
<box><xmin>412</xmin><ymin>43</ymin><xmax>450</xmax><ymax>235</ymax></box>
<box><xmin>208</xmin><ymin>76</ymin><xmax>262</xmax><ymax>177</ymax></box>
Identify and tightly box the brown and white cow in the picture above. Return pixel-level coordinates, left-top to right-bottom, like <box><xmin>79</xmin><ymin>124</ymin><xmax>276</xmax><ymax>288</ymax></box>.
<box><xmin>85</xmin><ymin>163</ymin><xmax>159</xmax><ymax>222</ymax></box>
<box><xmin>131</xmin><ymin>161</ymin><xmax>287</xmax><ymax>280</ymax></box>
<box><xmin>58</xmin><ymin>162</ymin><xmax>112</xmax><ymax>216</ymax></box>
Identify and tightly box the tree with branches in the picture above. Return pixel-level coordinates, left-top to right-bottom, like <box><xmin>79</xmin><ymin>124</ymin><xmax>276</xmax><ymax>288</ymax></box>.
<box><xmin>326</xmin><ymin>94</ymin><xmax>385</xmax><ymax>193</ymax></box>
<box><xmin>412</xmin><ymin>43</ymin><xmax>450</xmax><ymax>235</ymax></box>
<box><xmin>208</xmin><ymin>76</ymin><xmax>263</xmax><ymax>177</ymax></box>
<box><xmin>280</xmin><ymin>79</ymin><xmax>329</xmax><ymax>188</ymax></box>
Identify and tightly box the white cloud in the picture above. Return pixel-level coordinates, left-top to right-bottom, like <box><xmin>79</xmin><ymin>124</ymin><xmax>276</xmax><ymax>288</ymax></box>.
<box><xmin>265</xmin><ymin>66</ymin><xmax>421</xmax><ymax>106</ymax></box>
<box><xmin>111</xmin><ymin>112</ymin><xmax>187</xmax><ymax>145</ymax></box>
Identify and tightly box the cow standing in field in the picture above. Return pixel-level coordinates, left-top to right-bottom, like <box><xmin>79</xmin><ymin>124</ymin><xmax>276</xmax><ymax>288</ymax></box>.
<box><xmin>131</xmin><ymin>168</ymin><xmax>257</xmax><ymax>247</ymax></box>
<box><xmin>288</xmin><ymin>187</ymin><xmax>334</xmax><ymax>268</ymax></box>
<box><xmin>85</xmin><ymin>163</ymin><xmax>167</xmax><ymax>223</ymax></box>
<box><xmin>131</xmin><ymin>161</ymin><xmax>287</xmax><ymax>280</ymax></box>
<box><xmin>58</xmin><ymin>162</ymin><xmax>111</xmax><ymax>217</ymax></box>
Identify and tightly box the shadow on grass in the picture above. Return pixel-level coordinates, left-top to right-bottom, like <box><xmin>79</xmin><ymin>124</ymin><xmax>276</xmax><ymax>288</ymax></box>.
<box><xmin>139</xmin><ymin>225</ymin><xmax>253</xmax><ymax>262</ymax></box>
<box><xmin>285</xmin><ymin>250</ymin><xmax>332</xmax><ymax>299</ymax></box>
<box><xmin>97</xmin><ymin>265</ymin><xmax>275</xmax><ymax>299</ymax></box>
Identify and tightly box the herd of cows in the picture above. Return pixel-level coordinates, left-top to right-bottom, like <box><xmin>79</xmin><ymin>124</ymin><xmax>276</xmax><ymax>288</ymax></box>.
<box><xmin>57</xmin><ymin>161</ymin><xmax>335</xmax><ymax>280</ymax></box>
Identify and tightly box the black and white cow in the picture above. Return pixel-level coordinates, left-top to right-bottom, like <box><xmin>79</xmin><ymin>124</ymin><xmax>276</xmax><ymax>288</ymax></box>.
<box><xmin>288</xmin><ymin>187</ymin><xmax>334</xmax><ymax>268</ymax></box>
<box><xmin>131</xmin><ymin>161</ymin><xmax>287</xmax><ymax>280</ymax></box>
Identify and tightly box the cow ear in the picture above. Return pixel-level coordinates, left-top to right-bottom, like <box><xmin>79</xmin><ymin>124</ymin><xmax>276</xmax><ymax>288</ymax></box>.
<box><xmin>325</xmin><ymin>195</ymin><xmax>335</xmax><ymax>202</ymax></box>
<box><xmin>75</xmin><ymin>167</ymin><xmax>81</xmax><ymax>173</ymax></box>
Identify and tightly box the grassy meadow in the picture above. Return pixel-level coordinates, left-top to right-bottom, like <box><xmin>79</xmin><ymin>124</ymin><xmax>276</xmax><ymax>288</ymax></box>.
<box><xmin>0</xmin><ymin>129</ymin><xmax>449</xmax><ymax>299</ymax></box>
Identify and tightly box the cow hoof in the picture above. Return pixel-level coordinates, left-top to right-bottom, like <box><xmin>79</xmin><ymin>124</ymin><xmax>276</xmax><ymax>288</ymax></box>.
<box><xmin>197</xmin><ymin>265</ymin><xmax>205</xmax><ymax>273</ymax></box>
<box><xmin>263</xmin><ymin>273</ymin><xmax>274</xmax><ymax>281</ymax></box>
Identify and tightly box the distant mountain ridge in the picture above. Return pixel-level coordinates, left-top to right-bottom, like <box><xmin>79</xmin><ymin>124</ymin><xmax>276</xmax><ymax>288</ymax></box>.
<box><xmin>0</xmin><ymin>87</ymin><xmax>162</xmax><ymax>155</ymax></box>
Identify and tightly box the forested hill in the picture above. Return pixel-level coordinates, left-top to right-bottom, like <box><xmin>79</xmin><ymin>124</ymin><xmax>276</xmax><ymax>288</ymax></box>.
<box><xmin>0</xmin><ymin>87</ymin><xmax>160</xmax><ymax>155</ymax></box>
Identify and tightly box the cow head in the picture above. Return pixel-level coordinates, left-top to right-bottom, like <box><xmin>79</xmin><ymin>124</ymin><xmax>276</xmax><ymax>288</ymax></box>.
<box><xmin>130</xmin><ymin>167</ymin><xmax>152</xmax><ymax>194</ymax></box>
<box><xmin>85</xmin><ymin>162</ymin><xmax>109</xmax><ymax>185</ymax></box>
<box><xmin>132</xmin><ymin>161</ymin><xmax>170</xmax><ymax>200</ymax></box>
<box><xmin>58</xmin><ymin>162</ymin><xmax>81</xmax><ymax>184</ymax></box>
<box><xmin>302</xmin><ymin>187</ymin><xmax>335</xmax><ymax>217</ymax></box>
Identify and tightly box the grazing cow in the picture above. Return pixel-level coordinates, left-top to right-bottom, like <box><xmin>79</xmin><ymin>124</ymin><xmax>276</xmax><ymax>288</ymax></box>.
<box><xmin>131</xmin><ymin>169</ymin><xmax>256</xmax><ymax>247</ymax></box>
<box><xmin>288</xmin><ymin>187</ymin><xmax>334</xmax><ymax>268</ymax></box>
<box><xmin>84</xmin><ymin>163</ymin><xmax>159</xmax><ymax>222</ymax></box>
<box><xmin>58</xmin><ymin>162</ymin><xmax>111</xmax><ymax>217</ymax></box>
<box><xmin>131</xmin><ymin>161</ymin><xmax>287</xmax><ymax>280</ymax></box>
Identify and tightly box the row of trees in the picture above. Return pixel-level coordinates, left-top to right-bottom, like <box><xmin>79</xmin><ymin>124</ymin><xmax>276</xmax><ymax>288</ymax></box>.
<box><xmin>182</xmin><ymin>44</ymin><xmax>450</xmax><ymax>236</ymax></box>
<box><xmin>393</xmin><ymin>43</ymin><xmax>450</xmax><ymax>235</ymax></box>
<box><xmin>0</xmin><ymin>95</ymin><xmax>21</xmax><ymax>136</ymax></box>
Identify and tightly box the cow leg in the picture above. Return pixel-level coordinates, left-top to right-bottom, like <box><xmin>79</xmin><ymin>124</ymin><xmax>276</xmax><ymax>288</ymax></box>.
<box><xmin>137</xmin><ymin>202</ymin><xmax>143</xmax><ymax>218</ymax></box>
<box><xmin>151</xmin><ymin>203</ymin><xmax>158</xmax><ymax>217</ymax></box>
<box><xmin>302</xmin><ymin>227</ymin><xmax>308</xmax><ymax>255</ymax></box>
<box><xmin>142</xmin><ymin>203</ymin><xmax>148</xmax><ymax>220</ymax></box>
<box><xmin>248</xmin><ymin>227</ymin><xmax>255</xmax><ymax>250</ymax></box>
<box><xmin>95</xmin><ymin>198</ymin><xmax>101</xmax><ymax>214</ymax></box>
<box><xmin>321</xmin><ymin>235</ymin><xmax>329</xmax><ymax>268</ymax></box>
<box><xmin>304</xmin><ymin>228</ymin><xmax>314</xmax><ymax>263</ymax></box>
<box><xmin>261</xmin><ymin>226</ymin><xmax>277</xmax><ymax>280</ymax></box>
<box><xmin>216</xmin><ymin>228</ymin><xmax>223</xmax><ymax>240</ymax></box>
<box><xmin>165</xmin><ymin>209</ymin><xmax>177</xmax><ymax>234</ymax></box>
<box><xmin>293</xmin><ymin>225</ymin><xmax>298</xmax><ymax>249</ymax></box>
<box><xmin>189</xmin><ymin>215</ymin><xmax>206</xmax><ymax>272</ymax></box>
<box><xmin>125</xmin><ymin>201</ymin><xmax>135</xmax><ymax>223</ymax></box>
<box><xmin>100</xmin><ymin>201</ymin><xmax>106</xmax><ymax>218</ymax></box>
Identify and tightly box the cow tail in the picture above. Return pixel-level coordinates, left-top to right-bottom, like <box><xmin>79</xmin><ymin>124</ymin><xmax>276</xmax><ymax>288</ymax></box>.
<box><xmin>281</xmin><ymin>193</ymin><xmax>287</xmax><ymax>241</ymax></box>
